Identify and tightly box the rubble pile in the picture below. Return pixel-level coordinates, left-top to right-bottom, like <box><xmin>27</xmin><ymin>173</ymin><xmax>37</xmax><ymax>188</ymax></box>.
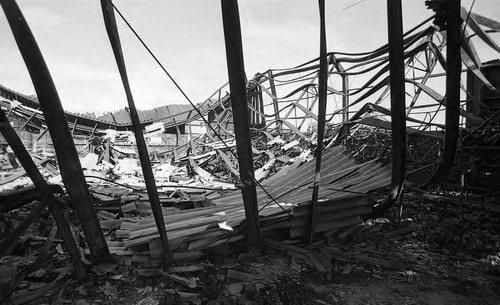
<box><xmin>0</xmin><ymin>2</ymin><xmax>499</xmax><ymax>303</ymax></box>
<box><xmin>77</xmin><ymin>133</ymin><xmax>390</xmax><ymax>261</ymax></box>
<box><xmin>1</xmin><ymin>129</ymin><xmax>392</xmax><ymax>261</ymax></box>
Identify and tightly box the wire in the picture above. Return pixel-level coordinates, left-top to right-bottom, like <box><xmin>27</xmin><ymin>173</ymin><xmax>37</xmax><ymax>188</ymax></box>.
<box><xmin>112</xmin><ymin>3</ymin><xmax>242</xmax><ymax>159</ymax></box>
<box><xmin>342</xmin><ymin>0</ymin><xmax>369</xmax><ymax>11</ymax></box>
<box><xmin>111</xmin><ymin>3</ymin><xmax>288</xmax><ymax>217</ymax></box>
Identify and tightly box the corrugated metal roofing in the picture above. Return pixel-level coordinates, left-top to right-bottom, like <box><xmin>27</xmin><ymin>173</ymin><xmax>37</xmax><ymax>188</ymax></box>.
<box><xmin>211</xmin><ymin>146</ymin><xmax>391</xmax><ymax>238</ymax></box>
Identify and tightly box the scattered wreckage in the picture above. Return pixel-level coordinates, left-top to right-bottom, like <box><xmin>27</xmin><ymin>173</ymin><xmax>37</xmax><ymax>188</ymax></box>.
<box><xmin>0</xmin><ymin>1</ymin><xmax>500</xmax><ymax>304</ymax></box>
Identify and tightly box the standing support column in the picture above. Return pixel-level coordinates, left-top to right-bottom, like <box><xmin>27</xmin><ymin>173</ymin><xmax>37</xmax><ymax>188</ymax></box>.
<box><xmin>384</xmin><ymin>0</ymin><xmax>406</xmax><ymax>207</ymax></box>
<box><xmin>0</xmin><ymin>0</ymin><xmax>110</xmax><ymax>261</ymax></box>
<box><xmin>428</xmin><ymin>0</ymin><xmax>462</xmax><ymax>186</ymax></box>
<box><xmin>268</xmin><ymin>71</ymin><xmax>281</xmax><ymax>133</ymax></box>
<box><xmin>258</xmin><ymin>90</ymin><xmax>265</xmax><ymax>126</ymax></box>
<box><xmin>221</xmin><ymin>0</ymin><xmax>261</xmax><ymax>246</ymax></box>
<box><xmin>188</xmin><ymin>122</ymin><xmax>195</xmax><ymax>155</ymax></box>
<box><xmin>340</xmin><ymin>66</ymin><xmax>349</xmax><ymax>122</ymax></box>
<box><xmin>173</xmin><ymin>118</ymin><xmax>181</xmax><ymax>147</ymax></box>
<box><xmin>100</xmin><ymin>0</ymin><xmax>171</xmax><ymax>263</ymax></box>
<box><xmin>308</xmin><ymin>0</ymin><xmax>328</xmax><ymax>243</ymax></box>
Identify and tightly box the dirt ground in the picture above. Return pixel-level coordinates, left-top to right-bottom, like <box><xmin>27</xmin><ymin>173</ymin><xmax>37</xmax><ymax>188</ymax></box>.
<box><xmin>1</xmin><ymin>191</ymin><xmax>499</xmax><ymax>305</ymax></box>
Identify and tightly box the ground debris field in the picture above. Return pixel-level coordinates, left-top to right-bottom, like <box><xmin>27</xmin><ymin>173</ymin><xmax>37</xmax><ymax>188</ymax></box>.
<box><xmin>0</xmin><ymin>189</ymin><xmax>498</xmax><ymax>305</ymax></box>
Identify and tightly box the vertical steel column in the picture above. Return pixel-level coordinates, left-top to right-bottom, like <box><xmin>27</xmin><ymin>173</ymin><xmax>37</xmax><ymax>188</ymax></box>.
<box><xmin>0</xmin><ymin>0</ymin><xmax>110</xmax><ymax>261</ymax></box>
<box><xmin>258</xmin><ymin>90</ymin><xmax>265</xmax><ymax>126</ymax></box>
<box><xmin>386</xmin><ymin>0</ymin><xmax>406</xmax><ymax>202</ymax></box>
<box><xmin>429</xmin><ymin>0</ymin><xmax>462</xmax><ymax>186</ymax></box>
<box><xmin>221</xmin><ymin>0</ymin><xmax>261</xmax><ymax>246</ymax></box>
<box><xmin>333</xmin><ymin>59</ymin><xmax>349</xmax><ymax>122</ymax></box>
<box><xmin>341</xmin><ymin>76</ymin><xmax>349</xmax><ymax>122</ymax></box>
<box><xmin>308</xmin><ymin>0</ymin><xmax>328</xmax><ymax>243</ymax></box>
<box><xmin>268</xmin><ymin>70</ymin><xmax>281</xmax><ymax>134</ymax></box>
<box><xmin>100</xmin><ymin>0</ymin><xmax>171</xmax><ymax>262</ymax></box>
<box><xmin>268</xmin><ymin>71</ymin><xmax>281</xmax><ymax>133</ymax></box>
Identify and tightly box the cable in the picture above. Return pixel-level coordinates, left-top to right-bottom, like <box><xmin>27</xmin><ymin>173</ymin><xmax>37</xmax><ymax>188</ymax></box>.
<box><xmin>342</xmin><ymin>0</ymin><xmax>369</xmax><ymax>11</ymax></box>
<box><xmin>112</xmin><ymin>3</ymin><xmax>243</xmax><ymax>159</ymax></box>
<box><xmin>111</xmin><ymin>3</ymin><xmax>288</xmax><ymax>216</ymax></box>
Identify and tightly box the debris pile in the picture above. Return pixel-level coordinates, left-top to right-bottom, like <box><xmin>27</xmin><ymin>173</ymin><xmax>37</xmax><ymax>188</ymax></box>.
<box><xmin>0</xmin><ymin>2</ymin><xmax>499</xmax><ymax>303</ymax></box>
<box><xmin>0</xmin><ymin>130</ymin><xmax>396</xmax><ymax>304</ymax></box>
<box><xmin>77</xmin><ymin>137</ymin><xmax>392</xmax><ymax>260</ymax></box>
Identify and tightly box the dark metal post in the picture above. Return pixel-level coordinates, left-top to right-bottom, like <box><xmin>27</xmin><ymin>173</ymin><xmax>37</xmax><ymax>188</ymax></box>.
<box><xmin>386</xmin><ymin>0</ymin><xmax>406</xmax><ymax>202</ymax></box>
<box><xmin>341</xmin><ymin>72</ymin><xmax>349</xmax><ymax>122</ymax></box>
<box><xmin>308</xmin><ymin>0</ymin><xmax>328</xmax><ymax>243</ymax></box>
<box><xmin>100</xmin><ymin>0</ymin><xmax>172</xmax><ymax>263</ymax></box>
<box><xmin>0</xmin><ymin>0</ymin><xmax>110</xmax><ymax>262</ymax></box>
<box><xmin>221</xmin><ymin>0</ymin><xmax>261</xmax><ymax>246</ymax></box>
<box><xmin>428</xmin><ymin>0</ymin><xmax>462</xmax><ymax>186</ymax></box>
<box><xmin>268</xmin><ymin>71</ymin><xmax>281</xmax><ymax>133</ymax></box>
<box><xmin>258</xmin><ymin>90</ymin><xmax>265</xmax><ymax>126</ymax></box>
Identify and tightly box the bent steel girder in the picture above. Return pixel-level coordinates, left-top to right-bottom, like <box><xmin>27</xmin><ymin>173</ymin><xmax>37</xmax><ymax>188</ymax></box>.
<box><xmin>241</xmin><ymin>8</ymin><xmax>498</xmax><ymax>191</ymax></box>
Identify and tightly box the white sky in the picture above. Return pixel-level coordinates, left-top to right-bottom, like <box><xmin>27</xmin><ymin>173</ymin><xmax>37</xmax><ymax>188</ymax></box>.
<box><xmin>0</xmin><ymin>0</ymin><xmax>498</xmax><ymax>114</ymax></box>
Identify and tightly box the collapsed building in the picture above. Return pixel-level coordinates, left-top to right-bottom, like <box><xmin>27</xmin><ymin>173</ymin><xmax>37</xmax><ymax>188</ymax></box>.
<box><xmin>0</xmin><ymin>0</ymin><xmax>499</xmax><ymax>302</ymax></box>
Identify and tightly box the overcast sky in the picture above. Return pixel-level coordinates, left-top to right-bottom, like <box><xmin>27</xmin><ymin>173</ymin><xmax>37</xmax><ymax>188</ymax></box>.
<box><xmin>0</xmin><ymin>0</ymin><xmax>498</xmax><ymax>114</ymax></box>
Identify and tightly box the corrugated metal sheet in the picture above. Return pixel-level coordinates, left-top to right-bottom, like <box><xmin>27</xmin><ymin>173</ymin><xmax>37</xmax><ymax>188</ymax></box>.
<box><xmin>211</xmin><ymin>146</ymin><xmax>391</xmax><ymax>239</ymax></box>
